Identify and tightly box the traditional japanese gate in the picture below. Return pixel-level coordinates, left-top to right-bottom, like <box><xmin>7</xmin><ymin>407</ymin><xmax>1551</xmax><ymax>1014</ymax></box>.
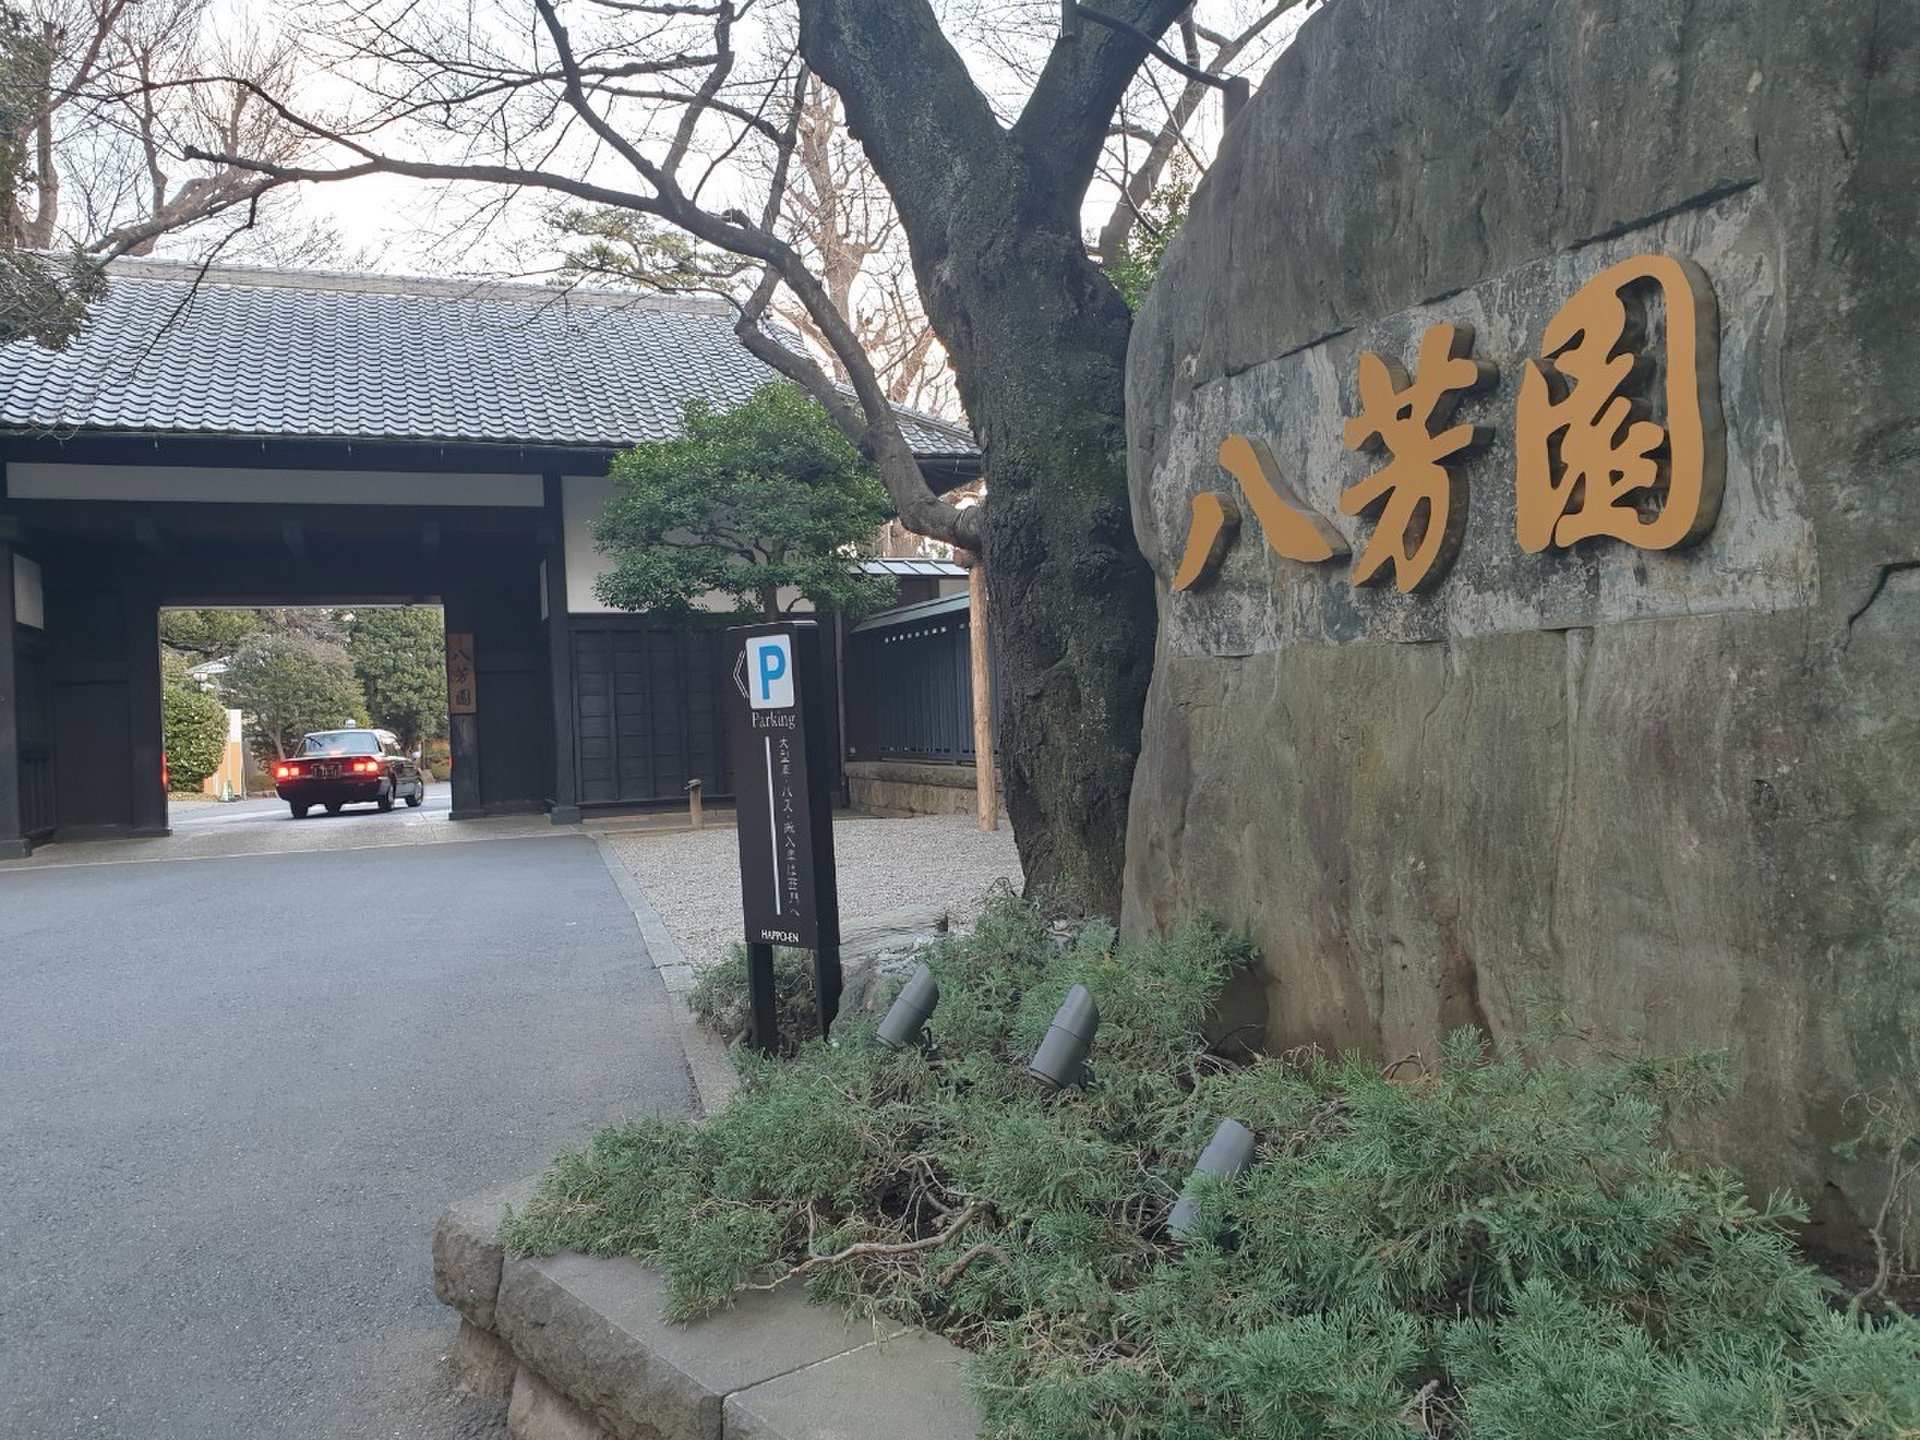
<box><xmin>0</xmin><ymin>258</ymin><xmax>979</xmax><ymax>856</ymax></box>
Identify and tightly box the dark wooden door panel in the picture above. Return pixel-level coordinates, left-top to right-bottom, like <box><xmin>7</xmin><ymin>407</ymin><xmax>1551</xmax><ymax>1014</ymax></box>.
<box><xmin>570</xmin><ymin>622</ymin><xmax>732</xmax><ymax>805</ymax></box>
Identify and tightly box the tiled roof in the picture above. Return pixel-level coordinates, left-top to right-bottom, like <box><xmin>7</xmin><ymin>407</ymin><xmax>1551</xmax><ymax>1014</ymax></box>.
<box><xmin>0</xmin><ymin>259</ymin><xmax>978</xmax><ymax>459</ymax></box>
<box><xmin>857</xmin><ymin>558</ymin><xmax>966</xmax><ymax>577</ymax></box>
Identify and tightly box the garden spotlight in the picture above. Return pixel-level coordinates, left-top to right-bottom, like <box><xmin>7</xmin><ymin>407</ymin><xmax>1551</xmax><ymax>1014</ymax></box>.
<box><xmin>875</xmin><ymin>964</ymin><xmax>940</xmax><ymax>1050</ymax></box>
<box><xmin>1027</xmin><ymin>984</ymin><xmax>1100</xmax><ymax>1090</ymax></box>
<box><xmin>1168</xmin><ymin>1118</ymin><xmax>1257</xmax><ymax>1241</ymax></box>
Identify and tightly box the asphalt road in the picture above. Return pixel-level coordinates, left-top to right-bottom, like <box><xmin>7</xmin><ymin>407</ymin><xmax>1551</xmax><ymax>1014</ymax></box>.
<box><xmin>0</xmin><ymin>834</ymin><xmax>696</xmax><ymax>1439</ymax></box>
<box><xmin>166</xmin><ymin>786</ymin><xmax>453</xmax><ymax>830</ymax></box>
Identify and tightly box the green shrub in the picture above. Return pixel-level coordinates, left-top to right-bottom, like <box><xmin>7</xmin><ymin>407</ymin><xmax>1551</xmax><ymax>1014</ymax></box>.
<box><xmin>502</xmin><ymin>900</ymin><xmax>1920</xmax><ymax>1439</ymax></box>
<box><xmin>162</xmin><ymin>651</ymin><xmax>227</xmax><ymax>792</ymax></box>
<box><xmin>686</xmin><ymin>945</ymin><xmax>820</xmax><ymax>1049</ymax></box>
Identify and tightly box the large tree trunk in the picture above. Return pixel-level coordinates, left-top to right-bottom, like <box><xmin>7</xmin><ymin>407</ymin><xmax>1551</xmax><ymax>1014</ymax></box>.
<box><xmin>800</xmin><ymin>2</ymin><xmax>1164</xmax><ymax>916</ymax></box>
<box><xmin>966</xmin><ymin>242</ymin><xmax>1156</xmax><ymax>919</ymax></box>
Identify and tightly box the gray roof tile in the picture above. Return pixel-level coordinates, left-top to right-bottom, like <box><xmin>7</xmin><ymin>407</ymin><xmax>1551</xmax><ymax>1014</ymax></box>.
<box><xmin>0</xmin><ymin>258</ymin><xmax>978</xmax><ymax>459</ymax></box>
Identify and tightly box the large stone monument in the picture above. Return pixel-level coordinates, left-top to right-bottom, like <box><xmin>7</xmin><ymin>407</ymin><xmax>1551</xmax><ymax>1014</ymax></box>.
<box><xmin>1123</xmin><ymin>0</ymin><xmax>1917</xmax><ymax>1242</ymax></box>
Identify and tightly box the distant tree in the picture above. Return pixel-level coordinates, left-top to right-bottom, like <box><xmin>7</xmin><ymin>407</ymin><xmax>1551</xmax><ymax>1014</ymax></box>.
<box><xmin>0</xmin><ymin>0</ymin><xmax>344</xmax><ymax>348</ymax></box>
<box><xmin>225</xmin><ymin>631</ymin><xmax>366</xmax><ymax>759</ymax></box>
<box><xmin>160</xmin><ymin>650</ymin><xmax>225</xmax><ymax>792</ymax></box>
<box><xmin>348</xmin><ymin>606</ymin><xmax>446</xmax><ymax>751</ymax></box>
<box><xmin>0</xmin><ymin>0</ymin><xmax>325</xmax><ymax>260</ymax></box>
<box><xmin>159</xmin><ymin>607</ymin><xmax>268</xmax><ymax>660</ymax></box>
<box><xmin>593</xmin><ymin>383</ymin><xmax>896</xmax><ymax>622</ymax></box>
<box><xmin>257</xmin><ymin>607</ymin><xmax>350</xmax><ymax>648</ymax></box>
<box><xmin>0</xmin><ymin>4</ymin><xmax>98</xmax><ymax>346</ymax></box>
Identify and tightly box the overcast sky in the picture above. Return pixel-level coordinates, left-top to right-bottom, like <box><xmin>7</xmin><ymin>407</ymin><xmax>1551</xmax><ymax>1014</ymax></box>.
<box><xmin>188</xmin><ymin>0</ymin><xmax>1309</xmax><ymax>282</ymax></box>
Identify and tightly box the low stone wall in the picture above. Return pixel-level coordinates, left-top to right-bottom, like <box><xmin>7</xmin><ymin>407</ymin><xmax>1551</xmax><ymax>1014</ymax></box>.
<box><xmin>433</xmin><ymin>1178</ymin><xmax>982</xmax><ymax>1440</ymax></box>
<box><xmin>844</xmin><ymin>761</ymin><xmax>981</xmax><ymax>818</ymax></box>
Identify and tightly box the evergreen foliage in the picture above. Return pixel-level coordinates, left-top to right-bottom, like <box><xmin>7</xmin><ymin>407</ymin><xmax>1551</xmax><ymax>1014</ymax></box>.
<box><xmin>551</xmin><ymin>207</ymin><xmax>752</xmax><ymax>294</ymax></box>
<box><xmin>160</xmin><ymin>651</ymin><xmax>226</xmax><ymax>792</ymax></box>
<box><xmin>158</xmin><ymin>608</ymin><xmax>269</xmax><ymax>660</ymax></box>
<box><xmin>502</xmin><ymin>902</ymin><xmax>1920</xmax><ymax>1439</ymax></box>
<box><xmin>225</xmin><ymin>630</ymin><xmax>367</xmax><ymax>758</ymax></box>
<box><xmin>687</xmin><ymin>944</ymin><xmax>821</xmax><ymax>1051</ymax></box>
<box><xmin>592</xmin><ymin>382</ymin><xmax>897</xmax><ymax>621</ymax></box>
<box><xmin>347</xmin><ymin>606</ymin><xmax>446</xmax><ymax>750</ymax></box>
<box><xmin>1102</xmin><ymin>172</ymin><xmax>1193</xmax><ymax>312</ymax></box>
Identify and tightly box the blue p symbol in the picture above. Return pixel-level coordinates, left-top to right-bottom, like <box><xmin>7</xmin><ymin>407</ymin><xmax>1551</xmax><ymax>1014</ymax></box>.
<box><xmin>757</xmin><ymin>642</ymin><xmax>787</xmax><ymax>700</ymax></box>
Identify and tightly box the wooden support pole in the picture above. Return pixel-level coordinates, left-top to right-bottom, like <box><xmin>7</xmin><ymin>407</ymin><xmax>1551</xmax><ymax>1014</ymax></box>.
<box><xmin>746</xmin><ymin>941</ymin><xmax>779</xmax><ymax>1055</ymax></box>
<box><xmin>967</xmin><ymin>557</ymin><xmax>998</xmax><ymax>832</ymax></box>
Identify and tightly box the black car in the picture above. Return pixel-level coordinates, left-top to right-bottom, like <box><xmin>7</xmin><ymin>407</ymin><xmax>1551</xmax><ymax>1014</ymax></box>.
<box><xmin>274</xmin><ymin>728</ymin><xmax>427</xmax><ymax>818</ymax></box>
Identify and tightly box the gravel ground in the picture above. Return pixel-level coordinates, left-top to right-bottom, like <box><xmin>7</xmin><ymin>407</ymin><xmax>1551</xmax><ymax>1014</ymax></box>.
<box><xmin>606</xmin><ymin>812</ymin><xmax>1024</xmax><ymax>970</ymax></box>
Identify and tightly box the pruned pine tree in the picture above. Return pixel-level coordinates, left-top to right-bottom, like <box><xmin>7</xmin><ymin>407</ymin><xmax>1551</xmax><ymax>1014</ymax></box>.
<box><xmin>593</xmin><ymin>383</ymin><xmax>895</xmax><ymax>623</ymax></box>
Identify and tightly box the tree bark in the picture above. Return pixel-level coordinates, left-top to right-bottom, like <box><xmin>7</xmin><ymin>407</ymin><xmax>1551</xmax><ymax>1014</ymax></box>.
<box><xmin>800</xmin><ymin>1</ymin><xmax>1170</xmax><ymax>917</ymax></box>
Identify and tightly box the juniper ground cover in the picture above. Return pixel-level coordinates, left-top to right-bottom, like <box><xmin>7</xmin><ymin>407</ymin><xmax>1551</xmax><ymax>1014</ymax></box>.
<box><xmin>502</xmin><ymin>902</ymin><xmax>1920</xmax><ymax>1439</ymax></box>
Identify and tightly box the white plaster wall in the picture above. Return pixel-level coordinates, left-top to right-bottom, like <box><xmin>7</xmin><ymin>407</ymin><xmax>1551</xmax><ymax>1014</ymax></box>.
<box><xmin>562</xmin><ymin>473</ymin><xmax>620</xmax><ymax>614</ymax></box>
<box><xmin>561</xmin><ymin>472</ymin><xmax>814</xmax><ymax>617</ymax></box>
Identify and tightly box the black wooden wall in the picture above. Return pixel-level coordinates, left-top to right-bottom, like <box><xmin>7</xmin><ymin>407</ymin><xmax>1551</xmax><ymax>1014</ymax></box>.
<box><xmin>570</xmin><ymin>621</ymin><xmax>732</xmax><ymax>806</ymax></box>
<box><xmin>471</xmin><ymin>557</ymin><xmax>552</xmax><ymax>814</ymax></box>
<box><xmin>15</xmin><ymin>626</ymin><xmax>54</xmax><ymax>839</ymax></box>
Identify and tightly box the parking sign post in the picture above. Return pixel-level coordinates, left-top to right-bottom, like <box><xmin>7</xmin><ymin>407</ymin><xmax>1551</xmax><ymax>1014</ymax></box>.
<box><xmin>727</xmin><ymin>621</ymin><xmax>842</xmax><ymax>1054</ymax></box>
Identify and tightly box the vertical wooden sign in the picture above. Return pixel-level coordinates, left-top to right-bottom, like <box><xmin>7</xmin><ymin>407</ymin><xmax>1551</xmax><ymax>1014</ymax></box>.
<box><xmin>446</xmin><ymin>632</ymin><xmax>477</xmax><ymax>715</ymax></box>
<box><xmin>727</xmin><ymin>620</ymin><xmax>842</xmax><ymax>1052</ymax></box>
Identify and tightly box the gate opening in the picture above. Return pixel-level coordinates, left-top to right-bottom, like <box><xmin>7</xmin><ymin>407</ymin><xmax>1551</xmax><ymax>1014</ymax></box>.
<box><xmin>158</xmin><ymin>604</ymin><xmax>448</xmax><ymax>833</ymax></box>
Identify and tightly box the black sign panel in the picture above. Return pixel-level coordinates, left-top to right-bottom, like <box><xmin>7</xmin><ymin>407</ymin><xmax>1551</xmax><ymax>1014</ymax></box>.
<box><xmin>728</xmin><ymin>622</ymin><xmax>840</xmax><ymax>954</ymax></box>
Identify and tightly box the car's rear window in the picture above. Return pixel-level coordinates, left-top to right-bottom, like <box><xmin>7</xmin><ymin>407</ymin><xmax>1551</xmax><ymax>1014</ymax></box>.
<box><xmin>299</xmin><ymin>731</ymin><xmax>381</xmax><ymax>757</ymax></box>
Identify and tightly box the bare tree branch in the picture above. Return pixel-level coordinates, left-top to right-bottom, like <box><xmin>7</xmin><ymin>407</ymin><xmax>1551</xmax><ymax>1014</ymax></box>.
<box><xmin>1097</xmin><ymin>1</ymin><xmax>1308</xmax><ymax>260</ymax></box>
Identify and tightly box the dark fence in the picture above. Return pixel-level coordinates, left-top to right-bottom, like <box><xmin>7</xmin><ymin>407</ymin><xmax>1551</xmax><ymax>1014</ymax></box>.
<box><xmin>843</xmin><ymin>597</ymin><xmax>986</xmax><ymax>765</ymax></box>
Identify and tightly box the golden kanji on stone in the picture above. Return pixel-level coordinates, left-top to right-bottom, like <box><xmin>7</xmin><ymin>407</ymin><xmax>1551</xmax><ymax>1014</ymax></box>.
<box><xmin>1515</xmin><ymin>253</ymin><xmax>1724</xmax><ymax>553</ymax></box>
<box><xmin>1339</xmin><ymin>322</ymin><xmax>1497</xmax><ymax>593</ymax></box>
<box><xmin>1171</xmin><ymin>434</ymin><xmax>1347</xmax><ymax>592</ymax></box>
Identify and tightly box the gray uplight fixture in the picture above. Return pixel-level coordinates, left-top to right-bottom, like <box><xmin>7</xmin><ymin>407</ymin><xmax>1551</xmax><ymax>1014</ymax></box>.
<box><xmin>1167</xmin><ymin>1118</ymin><xmax>1257</xmax><ymax>1241</ymax></box>
<box><xmin>1027</xmin><ymin>984</ymin><xmax>1100</xmax><ymax>1090</ymax></box>
<box><xmin>875</xmin><ymin>964</ymin><xmax>940</xmax><ymax>1050</ymax></box>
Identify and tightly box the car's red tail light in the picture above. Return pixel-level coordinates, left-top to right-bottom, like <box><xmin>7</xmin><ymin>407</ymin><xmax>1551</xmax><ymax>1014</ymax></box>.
<box><xmin>352</xmin><ymin>759</ymin><xmax>380</xmax><ymax>774</ymax></box>
<box><xmin>275</xmin><ymin>764</ymin><xmax>293</xmax><ymax>779</ymax></box>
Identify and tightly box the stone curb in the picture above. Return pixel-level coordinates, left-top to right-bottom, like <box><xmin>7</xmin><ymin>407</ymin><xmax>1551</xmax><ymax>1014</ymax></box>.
<box><xmin>435</xmin><ymin>1180</ymin><xmax>982</xmax><ymax>1440</ymax></box>
<box><xmin>723</xmin><ymin>1329</ymin><xmax>978</xmax><ymax>1440</ymax></box>
<box><xmin>433</xmin><ymin>1175</ymin><xmax>543</xmax><ymax>1331</ymax></box>
<box><xmin>589</xmin><ymin>833</ymin><xmax>739</xmax><ymax>1117</ymax></box>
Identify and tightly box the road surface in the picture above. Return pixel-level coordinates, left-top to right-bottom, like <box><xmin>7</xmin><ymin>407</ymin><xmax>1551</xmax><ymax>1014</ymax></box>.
<box><xmin>0</xmin><ymin>831</ymin><xmax>694</xmax><ymax>1438</ymax></box>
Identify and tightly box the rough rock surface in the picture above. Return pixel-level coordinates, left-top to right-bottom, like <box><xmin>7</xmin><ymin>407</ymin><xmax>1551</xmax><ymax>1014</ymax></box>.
<box><xmin>434</xmin><ymin>1176</ymin><xmax>543</xmax><ymax>1333</ymax></box>
<box><xmin>1123</xmin><ymin>0</ymin><xmax>1918</xmax><ymax>1244</ymax></box>
<box><xmin>508</xmin><ymin>1366</ymin><xmax>613</xmax><ymax>1440</ymax></box>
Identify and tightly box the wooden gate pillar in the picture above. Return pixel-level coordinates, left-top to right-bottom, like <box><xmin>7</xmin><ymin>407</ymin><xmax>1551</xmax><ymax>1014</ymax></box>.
<box><xmin>0</xmin><ymin>539</ymin><xmax>26</xmax><ymax>858</ymax></box>
<box><xmin>125</xmin><ymin>585</ymin><xmax>168</xmax><ymax>837</ymax></box>
<box><xmin>542</xmin><ymin>476</ymin><xmax>580</xmax><ymax>825</ymax></box>
<box><xmin>444</xmin><ymin>588</ymin><xmax>484</xmax><ymax>820</ymax></box>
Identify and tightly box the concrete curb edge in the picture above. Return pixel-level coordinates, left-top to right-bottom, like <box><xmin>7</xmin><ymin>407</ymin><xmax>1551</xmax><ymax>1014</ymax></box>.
<box><xmin>589</xmin><ymin>833</ymin><xmax>740</xmax><ymax>1117</ymax></box>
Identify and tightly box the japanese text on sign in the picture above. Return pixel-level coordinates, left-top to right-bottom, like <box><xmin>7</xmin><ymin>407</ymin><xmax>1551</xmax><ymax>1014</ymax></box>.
<box><xmin>445</xmin><ymin>632</ymin><xmax>476</xmax><ymax>715</ymax></box>
<box><xmin>1172</xmin><ymin>252</ymin><xmax>1724</xmax><ymax>597</ymax></box>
